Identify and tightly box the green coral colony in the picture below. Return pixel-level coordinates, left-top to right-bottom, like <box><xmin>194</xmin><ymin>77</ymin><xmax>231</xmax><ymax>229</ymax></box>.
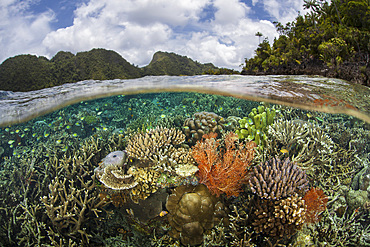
<box><xmin>0</xmin><ymin>92</ymin><xmax>369</xmax><ymax>246</ymax></box>
<box><xmin>235</xmin><ymin>105</ymin><xmax>276</xmax><ymax>147</ymax></box>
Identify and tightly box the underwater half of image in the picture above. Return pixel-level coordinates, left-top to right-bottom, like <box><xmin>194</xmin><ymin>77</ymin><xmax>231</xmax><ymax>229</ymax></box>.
<box><xmin>0</xmin><ymin>92</ymin><xmax>369</xmax><ymax>246</ymax></box>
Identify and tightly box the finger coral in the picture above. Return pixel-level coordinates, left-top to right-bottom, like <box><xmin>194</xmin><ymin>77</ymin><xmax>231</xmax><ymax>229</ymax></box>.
<box><xmin>252</xmin><ymin>194</ymin><xmax>306</xmax><ymax>238</ymax></box>
<box><xmin>182</xmin><ymin>111</ymin><xmax>226</xmax><ymax>144</ymax></box>
<box><xmin>249</xmin><ymin>157</ymin><xmax>309</xmax><ymax>200</ymax></box>
<box><xmin>192</xmin><ymin>132</ymin><xmax>256</xmax><ymax>197</ymax></box>
<box><xmin>166</xmin><ymin>184</ymin><xmax>228</xmax><ymax>246</ymax></box>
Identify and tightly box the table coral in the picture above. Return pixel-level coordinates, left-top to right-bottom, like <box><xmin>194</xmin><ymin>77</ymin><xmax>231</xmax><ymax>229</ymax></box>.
<box><xmin>94</xmin><ymin>150</ymin><xmax>138</xmax><ymax>190</ymax></box>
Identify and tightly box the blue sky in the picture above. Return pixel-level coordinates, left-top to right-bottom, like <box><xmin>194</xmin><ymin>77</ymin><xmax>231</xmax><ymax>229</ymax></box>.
<box><xmin>0</xmin><ymin>0</ymin><xmax>307</xmax><ymax>70</ymax></box>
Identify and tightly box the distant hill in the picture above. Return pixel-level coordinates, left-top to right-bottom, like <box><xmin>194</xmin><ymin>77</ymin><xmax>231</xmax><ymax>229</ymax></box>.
<box><xmin>0</xmin><ymin>49</ymin><xmax>234</xmax><ymax>92</ymax></box>
<box><xmin>142</xmin><ymin>51</ymin><xmax>217</xmax><ymax>76</ymax></box>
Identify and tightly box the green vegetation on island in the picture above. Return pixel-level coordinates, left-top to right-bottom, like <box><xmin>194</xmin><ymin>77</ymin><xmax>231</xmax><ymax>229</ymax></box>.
<box><xmin>0</xmin><ymin>49</ymin><xmax>236</xmax><ymax>92</ymax></box>
<box><xmin>242</xmin><ymin>0</ymin><xmax>370</xmax><ymax>86</ymax></box>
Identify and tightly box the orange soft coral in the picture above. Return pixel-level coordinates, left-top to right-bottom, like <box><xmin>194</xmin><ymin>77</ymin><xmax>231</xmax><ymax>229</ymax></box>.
<box><xmin>303</xmin><ymin>187</ymin><xmax>328</xmax><ymax>223</ymax></box>
<box><xmin>191</xmin><ymin>132</ymin><xmax>256</xmax><ymax>197</ymax></box>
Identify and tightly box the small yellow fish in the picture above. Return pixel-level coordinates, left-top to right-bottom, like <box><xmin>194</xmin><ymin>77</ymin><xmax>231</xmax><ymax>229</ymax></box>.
<box><xmin>280</xmin><ymin>149</ymin><xmax>289</xmax><ymax>154</ymax></box>
<box><xmin>307</xmin><ymin>113</ymin><xmax>312</xmax><ymax>118</ymax></box>
<box><xmin>159</xmin><ymin>211</ymin><xmax>168</xmax><ymax>217</ymax></box>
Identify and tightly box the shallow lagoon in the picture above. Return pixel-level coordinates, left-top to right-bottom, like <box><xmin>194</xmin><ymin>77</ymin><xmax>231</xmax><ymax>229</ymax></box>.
<box><xmin>0</xmin><ymin>75</ymin><xmax>369</xmax><ymax>246</ymax></box>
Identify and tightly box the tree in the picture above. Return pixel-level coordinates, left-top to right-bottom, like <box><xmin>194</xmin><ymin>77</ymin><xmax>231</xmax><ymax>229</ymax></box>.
<box><xmin>255</xmin><ymin>32</ymin><xmax>263</xmax><ymax>43</ymax></box>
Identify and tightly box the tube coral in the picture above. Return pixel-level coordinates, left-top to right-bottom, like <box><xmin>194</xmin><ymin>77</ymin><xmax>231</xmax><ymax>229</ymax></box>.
<box><xmin>191</xmin><ymin>132</ymin><xmax>256</xmax><ymax>197</ymax></box>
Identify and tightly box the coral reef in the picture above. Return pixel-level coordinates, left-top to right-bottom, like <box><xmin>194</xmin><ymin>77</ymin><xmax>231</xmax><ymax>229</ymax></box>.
<box><xmin>94</xmin><ymin>150</ymin><xmax>138</xmax><ymax>190</ymax></box>
<box><xmin>249</xmin><ymin>157</ymin><xmax>309</xmax><ymax>200</ymax></box>
<box><xmin>166</xmin><ymin>184</ymin><xmax>228</xmax><ymax>246</ymax></box>
<box><xmin>0</xmin><ymin>92</ymin><xmax>368</xmax><ymax>247</ymax></box>
<box><xmin>235</xmin><ymin>104</ymin><xmax>276</xmax><ymax>147</ymax></box>
<box><xmin>182</xmin><ymin>111</ymin><xmax>226</xmax><ymax>144</ymax></box>
<box><xmin>252</xmin><ymin>194</ymin><xmax>306</xmax><ymax>238</ymax></box>
<box><xmin>192</xmin><ymin>132</ymin><xmax>256</xmax><ymax>197</ymax></box>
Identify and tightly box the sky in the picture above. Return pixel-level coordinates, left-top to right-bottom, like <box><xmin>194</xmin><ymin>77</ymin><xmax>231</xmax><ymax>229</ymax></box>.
<box><xmin>0</xmin><ymin>0</ymin><xmax>307</xmax><ymax>70</ymax></box>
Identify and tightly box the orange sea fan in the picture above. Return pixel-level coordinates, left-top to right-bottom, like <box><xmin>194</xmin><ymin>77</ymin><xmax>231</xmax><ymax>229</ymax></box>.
<box><xmin>191</xmin><ymin>132</ymin><xmax>256</xmax><ymax>197</ymax></box>
<box><xmin>303</xmin><ymin>187</ymin><xmax>328</xmax><ymax>223</ymax></box>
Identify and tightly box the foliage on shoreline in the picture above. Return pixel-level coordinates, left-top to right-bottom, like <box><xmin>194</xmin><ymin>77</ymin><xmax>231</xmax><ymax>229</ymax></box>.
<box><xmin>0</xmin><ymin>49</ymin><xmax>233</xmax><ymax>92</ymax></box>
<box><xmin>242</xmin><ymin>0</ymin><xmax>370</xmax><ymax>86</ymax></box>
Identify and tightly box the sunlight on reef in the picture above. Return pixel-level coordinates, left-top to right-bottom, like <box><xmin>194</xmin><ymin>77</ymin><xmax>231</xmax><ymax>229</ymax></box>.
<box><xmin>0</xmin><ymin>75</ymin><xmax>369</xmax><ymax>127</ymax></box>
<box><xmin>0</xmin><ymin>75</ymin><xmax>370</xmax><ymax>246</ymax></box>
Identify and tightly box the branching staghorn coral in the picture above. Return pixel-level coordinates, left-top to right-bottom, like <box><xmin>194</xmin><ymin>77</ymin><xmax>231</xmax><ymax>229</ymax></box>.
<box><xmin>265</xmin><ymin>119</ymin><xmax>335</xmax><ymax>167</ymax></box>
<box><xmin>312</xmin><ymin>207</ymin><xmax>370</xmax><ymax>246</ymax></box>
<box><xmin>41</xmin><ymin>176</ymin><xmax>106</xmax><ymax>244</ymax></box>
<box><xmin>1</xmin><ymin>133</ymin><xmax>120</xmax><ymax>246</ymax></box>
<box><xmin>254</xmin><ymin>119</ymin><xmax>358</xmax><ymax>197</ymax></box>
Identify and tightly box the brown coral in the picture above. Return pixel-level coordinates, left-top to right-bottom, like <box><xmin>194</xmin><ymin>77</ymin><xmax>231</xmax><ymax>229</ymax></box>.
<box><xmin>166</xmin><ymin>184</ymin><xmax>228</xmax><ymax>246</ymax></box>
<box><xmin>126</xmin><ymin>127</ymin><xmax>193</xmax><ymax>172</ymax></box>
<box><xmin>192</xmin><ymin>132</ymin><xmax>256</xmax><ymax>197</ymax></box>
<box><xmin>182</xmin><ymin>111</ymin><xmax>226</xmax><ymax>144</ymax></box>
<box><xmin>252</xmin><ymin>194</ymin><xmax>306</xmax><ymax>238</ymax></box>
<box><xmin>128</xmin><ymin>166</ymin><xmax>161</xmax><ymax>203</ymax></box>
<box><xmin>249</xmin><ymin>157</ymin><xmax>309</xmax><ymax>200</ymax></box>
<box><xmin>126</xmin><ymin>126</ymin><xmax>185</xmax><ymax>161</ymax></box>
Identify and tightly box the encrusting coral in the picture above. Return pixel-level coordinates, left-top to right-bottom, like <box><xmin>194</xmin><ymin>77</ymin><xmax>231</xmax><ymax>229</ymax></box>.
<box><xmin>94</xmin><ymin>150</ymin><xmax>138</xmax><ymax>190</ymax></box>
<box><xmin>166</xmin><ymin>184</ymin><xmax>228</xmax><ymax>246</ymax></box>
<box><xmin>248</xmin><ymin>157</ymin><xmax>309</xmax><ymax>200</ymax></box>
<box><xmin>192</xmin><ymin>132</ymin><xmax>256</xmax><ymax>197</ymax></box>
<box><xmin>182</xmin><ymin>111</ymin><xmax>226</xmax><ymax>144</ymax></box>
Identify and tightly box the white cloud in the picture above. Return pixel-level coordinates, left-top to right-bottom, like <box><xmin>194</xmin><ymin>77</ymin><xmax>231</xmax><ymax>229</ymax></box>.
<box><xmin>0</xmin><ymin>0</ymin><xmax>304</xmax><ymax>70</ymax></box>
<box><xmin>259</xmin><ymin>0</ymin><xmax>306</xmax><ymax>24</ymax></box>
<box><xmin>0</xmin><ymin>0</ymin><xmax>54</xmax><ymax>60</ymax></box>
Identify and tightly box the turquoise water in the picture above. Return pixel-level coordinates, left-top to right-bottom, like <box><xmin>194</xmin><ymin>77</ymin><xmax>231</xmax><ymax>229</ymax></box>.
<box><xmin>0</xmin><ymin>76</ymin><xmax>369</xmax><ymax>246</ymax></box>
